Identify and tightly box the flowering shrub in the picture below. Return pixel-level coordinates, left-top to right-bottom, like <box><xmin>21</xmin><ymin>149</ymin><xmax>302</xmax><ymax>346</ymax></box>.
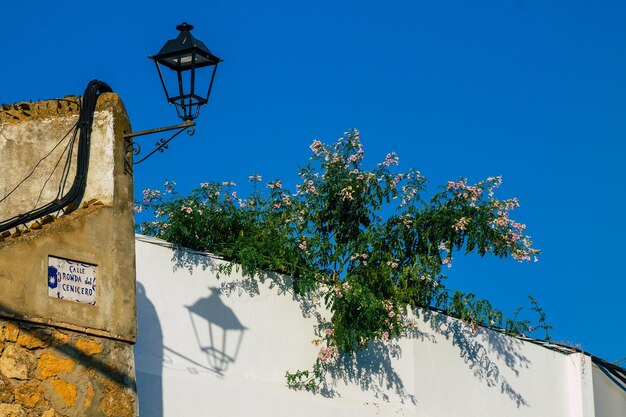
<box><xmin>137</xmin><ymin>130</ymin><xmax>550</xmax><ymax>391</ymax></box>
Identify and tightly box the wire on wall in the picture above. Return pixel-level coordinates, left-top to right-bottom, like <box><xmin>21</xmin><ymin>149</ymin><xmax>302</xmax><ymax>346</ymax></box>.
<box><xmin>0</xmin><ymin>80</ymin><xmax>112</xmax><ymax>234</ymax></box>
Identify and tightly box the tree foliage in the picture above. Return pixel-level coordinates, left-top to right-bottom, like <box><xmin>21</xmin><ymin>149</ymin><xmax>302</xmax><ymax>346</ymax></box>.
<box><xmin>137</xmin><ymin>130</ymin><xmax>550</xmax><ymax>390</ymax></box>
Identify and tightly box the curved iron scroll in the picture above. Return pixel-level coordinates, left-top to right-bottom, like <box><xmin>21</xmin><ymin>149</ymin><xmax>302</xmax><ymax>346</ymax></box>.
<box><xmin>0</xmin><ymin>80</ymin><xmax>112</xmax><ymax>234</ymax></box>
<box><xmin>123</xmin><ymin>122</ymin><xmax>195</xmax><ymax>174</ymax></box>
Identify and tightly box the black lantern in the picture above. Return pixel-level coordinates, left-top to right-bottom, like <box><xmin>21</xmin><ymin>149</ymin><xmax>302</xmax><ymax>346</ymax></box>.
<box><xmin>150</xmin><ymin>22</ymin><xmax>223</xmax><ymax>122</ymax></box>
<box><xmin>123</xmin><ymin>22</ymin><xmax>223</xmax><ymax>174</ymax></box>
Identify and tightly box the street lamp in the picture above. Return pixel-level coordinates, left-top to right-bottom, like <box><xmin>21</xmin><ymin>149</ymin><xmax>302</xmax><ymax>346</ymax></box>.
<box><xmin>150</xmin><ymin>22</ymin><xmax>222</xmax><ymax>122</ymax></box>
<box><xmin>124</xmin><ymin>22</ymin><xmax>223</xmax><ymax>173</ymax></box>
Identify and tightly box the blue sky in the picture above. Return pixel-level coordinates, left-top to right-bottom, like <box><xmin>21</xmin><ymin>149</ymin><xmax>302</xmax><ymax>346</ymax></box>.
<box><xmin>2</xmin><ymin>1</ymin><xmax>625</xmax><ymax>363</ymax></box>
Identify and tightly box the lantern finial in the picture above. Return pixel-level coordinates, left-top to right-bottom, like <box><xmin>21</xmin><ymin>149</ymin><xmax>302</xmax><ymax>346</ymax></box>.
<box><xmin>176</xmin><ymin>22</ymin><xmax>194</xmax><ymax>32</ymax></box>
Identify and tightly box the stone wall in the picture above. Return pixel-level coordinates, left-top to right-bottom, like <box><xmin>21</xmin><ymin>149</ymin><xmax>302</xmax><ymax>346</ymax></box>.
<box><xmin>0</xmin><ymin>92</ymin><xmax>136</xmax><ymax>341</ymax></box>
<box><xmin>0</xmin><ymin>319</ymin><xmax>135</xmax><ymax>417</ymax></box>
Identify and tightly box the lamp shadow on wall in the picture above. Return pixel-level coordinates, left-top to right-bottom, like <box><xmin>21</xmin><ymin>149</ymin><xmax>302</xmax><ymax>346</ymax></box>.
<box><xmin>136</xmin><ymin>283</ymin><xmax>248</xmax><ymax>417</ymax></box>
<box><xmin>185</xmin><ymin>287</ymin><xmax>247</xmax><ymax>374</ymax></box>
<box><xmin>168</xmin><ymin>248</ymin><xmax>421</xmax><ymax>404</ymax></box>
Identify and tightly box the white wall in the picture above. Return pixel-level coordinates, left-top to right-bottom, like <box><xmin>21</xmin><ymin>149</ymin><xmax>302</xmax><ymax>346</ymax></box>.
<box><xmin>134</xmin><ymin>235</ymin><xmax>621</xmax><ymax>417</ymax></box>
<box><xmin>592</xmin><ymin>365</ymin><xmax>626</xmax><ymax>417</ymax></box>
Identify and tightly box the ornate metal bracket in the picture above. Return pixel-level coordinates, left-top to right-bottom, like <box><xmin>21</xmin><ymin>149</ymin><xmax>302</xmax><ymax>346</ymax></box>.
<box><xmin>123</xmin><ymin>121</ymin><xmax>196</xmax><ymax>174</ymax></box>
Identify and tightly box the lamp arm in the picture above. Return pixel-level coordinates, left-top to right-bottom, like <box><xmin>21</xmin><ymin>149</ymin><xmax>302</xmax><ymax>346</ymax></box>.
<box><xmin>123</xmin><ymin>121</ymin><xmax>195</xmax><ymax>174</ymax></box>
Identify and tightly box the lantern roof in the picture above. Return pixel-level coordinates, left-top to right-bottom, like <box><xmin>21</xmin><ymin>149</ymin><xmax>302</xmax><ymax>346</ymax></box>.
<box><xmin>150</xmin><ymin>22</ymin><xmax>222</xmax><ymax>71</ymax></box>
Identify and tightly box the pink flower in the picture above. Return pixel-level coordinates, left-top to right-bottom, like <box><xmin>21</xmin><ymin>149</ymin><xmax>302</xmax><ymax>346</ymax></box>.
<box><xmin>454</xmin><ymin>217</ymin><xmax>470</xmax><ymax>232</ymax></box>
<box><xmin>380</xmin><ymin>152</ymin><xmax>399</xmax><ymax>167</ymax></box>
<box><xmin>309</xmin><ymin>140</ymin><xmax>323</xmax><ymax>154</ymax></box>
<box><xmin>340</xmin><ymin>186</ymin><xmax>355</xmax><ymax>201</ymax></box>
<box><xmin>318</xmin><ymin>346</ymin><xmax>337</xmax><ymax>364</ymax></box>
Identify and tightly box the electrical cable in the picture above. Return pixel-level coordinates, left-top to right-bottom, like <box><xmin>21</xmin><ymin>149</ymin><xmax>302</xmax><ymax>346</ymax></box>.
<box><xmin>0</xmin><ymin>80</ymin><xmax>112</xmax><ymax>234</ymax></box>
<box><xmin>0</xmin><ymin>122</ymin><xmax>78</xmax><ymax>206</ymax></box>
<box><xmin>56</xmin><ymin>116</ymin><xmax>79</xmax><ymax>199</ymax></box>
<box><xmin>33</xmin><ymin>126</ymin><xmax>78</xmax><ymax>210</ymax></box>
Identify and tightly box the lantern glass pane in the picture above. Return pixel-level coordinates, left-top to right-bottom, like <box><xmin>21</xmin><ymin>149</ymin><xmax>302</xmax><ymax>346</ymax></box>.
<box><xmin>155</xmin><ymin>61</ymin><xmax>215</xmax><ymax>120</ymax></box>
<box><xmin>168</xmin><ymin>53</ymin><xmax>194</xmax><ymax>70</ymax></box>
<box><xmin>157</xmin><ymin>52</ymin><xmax>214</xmax><ymax>71</ymax></box>
<box><xmin>193</xmin><ymin>64</ymin><xmax>216</xmax><ymax>102</ymax></box>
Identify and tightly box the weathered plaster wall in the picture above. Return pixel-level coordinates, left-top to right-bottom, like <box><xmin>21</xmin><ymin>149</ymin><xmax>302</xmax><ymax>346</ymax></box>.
<box><xmin>0</xmin><ymin>94</ymin><xmax>136</xmax><ymax>341</ymax></box>
<box><xmin>0</xmin><ymin>97</ymin><xmax>121</xmax><ymax>214</ymax></box>
<box><xmin>0</xmin><ymin>318</ymin><xmax>136</xmax><ymax>417</ymax></box>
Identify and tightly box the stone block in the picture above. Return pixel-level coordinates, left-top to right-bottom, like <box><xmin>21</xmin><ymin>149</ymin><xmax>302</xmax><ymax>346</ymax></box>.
<box><xmin>36</xmin><ymin>352</ymin><xmax>75</xmax><ymax>380</ymax></box>
<box><xmin>99</xmin><ymin>386</ymin><xmax>134</xmax><ymax>417</ymax></box>
<box><xmin>50</xmin><ymin>379</ymin><xmax>77</xmax><ymax>408</ymax></box>
<box><xmin>76</xmin><ymin>339</ymin><xmax>103</xmax><ymax>356</ymax></box>
<box><xmin>17</xmin><ymin>330</ymin><xmax>49</xmax><ymax>350</ymax></box>
<box><xmin>0</xmin><ymin>372</ymin><xmax>15</xmax><ymax>403</ymax></box>
<box><xmin>13</xmin><ymin>381</ymin><xmax>43</xmax><ymax>408</ymax></box>
<box><xmin>4</xmin><ymin>323</ymin><xmax>20</xmax><ymax>342</ymax></box>
<box><xmin>0</xmin><ymin>403</ymin><xmax>26</xmax><ymax>417</ymax></box>
<box><xmin>50</xmin><ymin>332</ymin><xmax>68</xmax><ymax>347</ymax></box>
<box><xmin>0</xmin><ymin>345</ymin><xmax>35</xmax><ymax>380</ymax></box>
